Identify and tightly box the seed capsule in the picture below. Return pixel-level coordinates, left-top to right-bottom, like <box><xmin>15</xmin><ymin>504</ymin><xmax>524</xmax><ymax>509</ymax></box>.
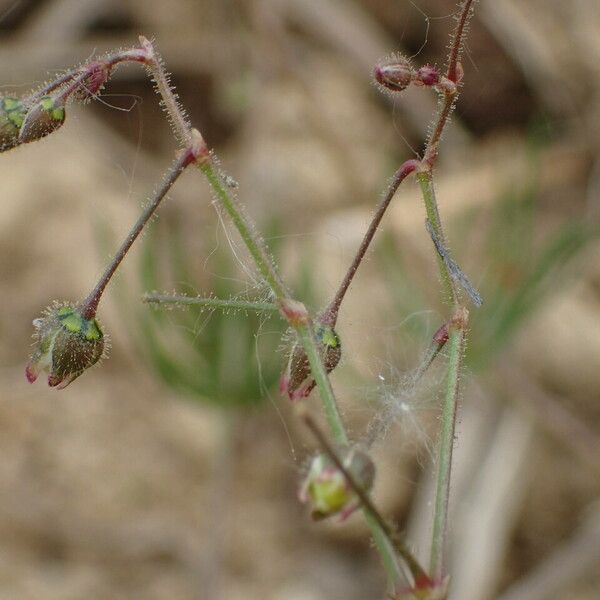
<box><xmin>299</xmin><ymin>447</ymin><xmax>375</xmax><ymax>520</ymax></box>
<box><xmin>280</xmin><ymin>323</ymin><xmax>342</xmax><ymax>400</ymax></box>
<box><xmin>26</xmin><ymin>303</ymin><xmax>106</xmax><ymax>390</ymax></box>
<box><xmin>18</xmin><ymin>95</ymin><xmax>66</xmax><ymax>144</ymax></box>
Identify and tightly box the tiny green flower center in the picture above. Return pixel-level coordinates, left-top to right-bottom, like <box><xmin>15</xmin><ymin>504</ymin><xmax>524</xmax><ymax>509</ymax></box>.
<box><xmin>1</xmin><ymin>97</ymin><xmax>26</xmax><ymax>130</ymax></box>
<box><xmin>316</xmin><ymin>325</ymin><xmax>339</xmax><ymax>349</ymax></box>
<box><xmin>57</xmin><ymin>306</ymin><xmax>103</xmax><ymax>341</ymax></box>
<box><xmin>39</xmin><ymin>96</ymin><xmax>65</xmax><ymax>122</ymax></box>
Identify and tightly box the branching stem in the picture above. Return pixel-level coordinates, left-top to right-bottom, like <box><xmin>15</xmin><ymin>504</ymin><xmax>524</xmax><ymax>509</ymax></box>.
<box><xmin>415</xmin><ymin>0</ymin><xmax>477</xmax><ymax>584</ymax></box>
<box><xmin>196</xmin><ymin>155</ymin><xmax>406</xmax><ymax>587</ymax></box>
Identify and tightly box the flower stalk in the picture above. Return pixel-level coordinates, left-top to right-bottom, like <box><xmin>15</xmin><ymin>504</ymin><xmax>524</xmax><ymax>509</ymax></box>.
<box><xmin>80</xmin><ymin>130</ymin><xmax>207</xmax><ymax>320</ymax></box>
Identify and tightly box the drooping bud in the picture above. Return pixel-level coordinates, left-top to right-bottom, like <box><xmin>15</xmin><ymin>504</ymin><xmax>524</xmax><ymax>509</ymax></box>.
<box><xmin>299</xmin><ymin>447</ymin><xmax>375</xmax><ymax>521</ymax></box>
<box><xmin>74</xmin><ymin>62</ymin><xmax>112</xmax><ymax>101</ymax></box>
<box><xmin>373</xmin><ymin>54</ymin><xmax>414</xmax><ymax>93</ymax></box>
<box><xmin>18</xmin><ymin>95</ymin><xmax>66</xmax><ymax>144</ymax></box>
<box><xmin>0</xmin><ymin>96</ymin><xmax>27</xmax><ymax>152</ymax></box>
<box><xmin>26</xmin><ymin>302</ymin><xmax>106</xmax><ymax>390</ymax></box>
<box><xmin>280</xmin><ymin>323</ymin><xmax>342</xmax><ymax>400</ymax></box>
<box><xmin>415</xmin><ymin>65</ymin><xmax>440</xmax><ymax>87</ymax></box>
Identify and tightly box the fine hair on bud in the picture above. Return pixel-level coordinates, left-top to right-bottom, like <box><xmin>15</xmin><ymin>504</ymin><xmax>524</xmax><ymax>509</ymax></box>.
<box><xmin>373</xmin><ymin>53</ymin><xmax>414</xmax><ymax>94</ymax></box>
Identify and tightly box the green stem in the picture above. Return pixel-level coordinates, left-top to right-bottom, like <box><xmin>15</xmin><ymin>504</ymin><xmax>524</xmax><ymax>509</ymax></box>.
<box><xmin>417</xmin><ymin>172</ymin><xmax>458</xmax><ymax>306</ymax></box>
<box><xmin>197</xmin><ymin>157</ymin><xmax>405</xmax><ymax>589</ymax></box>
<box><xmin>429</xmin><ymin>321</ymin><xmax>465</xmax><ymax>580</ymax></box>
<box><xmin>142</xmin><ymin>293</ymin><xmax>278</xmax><ymax>313</ymax></box>
<box><xmin>365</xmin><ymin>511</ymin><xmax>405</xmax><ymax>586</ymax></box>
<box><xmin>198</xmin><ymin>161</ymin><xmax>287</xmax><ymax>299</ymax></box>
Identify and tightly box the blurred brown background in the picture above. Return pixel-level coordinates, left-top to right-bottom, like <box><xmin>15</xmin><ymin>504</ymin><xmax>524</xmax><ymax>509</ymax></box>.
<box><xmin>1</xmin><ymin>1</ymin><xmax>599</xmax><ymax>599</ymax></box>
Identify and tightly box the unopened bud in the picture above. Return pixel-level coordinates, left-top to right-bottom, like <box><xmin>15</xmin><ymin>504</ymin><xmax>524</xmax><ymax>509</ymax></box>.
<box><xmin>74</xmin><ymin>63</ymin><xmax>112</xmax><ymax>101</ymax></box>
<box><xmin>299</xmin><ymin>447</ymin><xmax>375</xmax><ymax>520</ymax></box>
<box><xmin>280</xmin><ymin>323</ymin><xmax>342</xmax><ymax>400</ymax></box>
<box><xmin>26</xmin><ymin>302</ymin><xmax>106</xmax><ymax>390</ymax></box>
<box><xmin>373</xmin><ymin>54</ymin><xmax>414</xmax><ymax>93</ymax></box>
<box><xmin>0</xmin><ymin>97</ymin><xmax>27</xmax><ymax>152</ymax></box>
<box><xmin>415</xmin><ymin>65</ymin><xmax>440</xmax><ymax>87</ymax></box>
<box><xmin>18</xmin><ymin>95</ymin><xmax>66</xmax><ymax>144</ymax></box>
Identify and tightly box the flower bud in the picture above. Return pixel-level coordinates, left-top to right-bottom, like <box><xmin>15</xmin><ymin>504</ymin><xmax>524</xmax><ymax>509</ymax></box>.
<box><xmin>373</xmin><ymin>54</ymin><xmax>414</xmax><ymax>93</ymax></box>
<box><xmin>18</xmin><ymin>95</ymin><xmax>66</xmax><ymax>144</ymax></box>
<box><xmin>299</xmin><ymin>447</ymin><xmax>375</xmax><ymax>520</ymax></box>
<box><xmin>26</xmin><ymin>303</ymin><xmax>106</xmax><ymax>390</ymax></box>
<box><xmin>280</xmin><ymin>323</ymin><xmax>342</xmax><ymax>400</ymax></box>
<box><xmin>415</xmin><ymin>65</ymin><xmax>440</xmax><ymax>87</ymax></box>
<box><xmin>74</xmin><ymin>63</ymin><xmax>112</xmax><ymax>101</ymax></box>
<box><xmin>0</xmin><ymin>96</ymin><xmax>27</xmax><ymax>152</ymax></box>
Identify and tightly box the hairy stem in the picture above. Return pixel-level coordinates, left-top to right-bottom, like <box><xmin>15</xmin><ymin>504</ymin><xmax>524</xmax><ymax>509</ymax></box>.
<box><xmin>198</xmin><ymin>161</ymin><xmax>288</xmax><ymax>299</ymax></box>
<box><xmin>446</xmin><ymin>0</ymin><xmax>475</xmax><ymax>83</ymax></box>
<box><xmin>138</xmin><ymin>36</ymin><xmax>193</xmax><ymax>147</ymax></box>
<box><xmin>323</xmin><ymin>159</ymin><xmax>419</xmax><ymax>325</ymax></box>
<box><xmin>429</xmin><ymin>314</ymin><xmax>467</xmax><ymax>579</ymax></box>
<box><xmin>415</xmin><ymin>0</ymin><xmax>476</xmax><ymax>585</ymax></box>
<box><xmin>142</xmin><ymin>294</ymin><xmax>279</xmax><ymax>313</ymax></box>
<box><xmin>196</xmin><ymin>156</ymin><xmax>405</xmax><ymax>586</ymax></box>
<box><xmin>424</xmin><ymin>0</ymin><xmax>475</xmax><ymax>165</ymax></box>
<box><xmin>417</xmin><ymin>172</ymin><xmax>459</xmax><ymax>305</ymax></box>
<box><xmin>80</xmin><ymin>141</ymin><xmax>202</xmax><ymax>320</ymax></box>
<box><xmin>26</xmin><ymin>47</ymin><xmax>149</xmax><ymax>105</ymax></box>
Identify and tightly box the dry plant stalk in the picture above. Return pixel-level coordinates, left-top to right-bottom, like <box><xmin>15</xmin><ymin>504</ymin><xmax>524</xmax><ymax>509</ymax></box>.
<box><xmin>4</xmin><ymin>2</ymin><xmax>481</xmax><ymax>597</ymax></box>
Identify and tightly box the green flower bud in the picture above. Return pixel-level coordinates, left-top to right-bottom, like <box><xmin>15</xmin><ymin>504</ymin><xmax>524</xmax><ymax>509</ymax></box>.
<box><xmin>299</xmin><ymin>447</ymin><xmax>375</xmax><ymax>521</ymax></box>
<box><xmin>18</xmin><ymin>95</ymin><xmax>66</xmax><ymax>144</ymax></box>
<box><xmin>0</xmin><ymin>96</ymin><xmax>27</xmax><ymax>152</ymax></box>
<box><xmin>26</xmin><ymin>302</ymin><xmax>106</xmax><ymax>390</ymax></box>
<box><xmin>280</xmin><ymin>323</ymin><xmax>342</xmax><ymax>400</ymax></box>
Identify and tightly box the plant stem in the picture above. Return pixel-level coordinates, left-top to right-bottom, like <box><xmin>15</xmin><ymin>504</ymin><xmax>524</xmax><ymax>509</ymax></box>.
<box><xmin>80</xmin><ymin>146</ymin><xmax>197</xmax><ymax>320</ymax></box>
<box><xmin>302</xmin><ymin>412</ymin><xmax>428</xmax><ymax>588</ymax></box>
<box><xmin>415</xmin><ymin>0</ymin><xmax>476</xmax><ymax>584</ymax></box>
<box><xmin>138</xmin><ymin>36</ymin><xmax>193</xmax><ymax>147</ymax></box>
<box><xmin>323</xmin><ymin>159</ymin><xmax>419</xmax><ymax>326</ymax></box>
<box><xmin>446</xmin><ymin>0</ymin><xmax>475</xmax><ymax>83</ymax></box>
<box><xmin>26</xmin><ymin>47</ymin><xmax>149</xmax><ymax>105</ymax></box>
<box><xmin>198</xmin><ymin>161</ymin><xmax>288</xmax><ymax>300</ymax></box>
<box><xmin>198</xmin><ymin>158</ymin><xmax>349</xmax><ymax>442</ymax></box>
<box><xmin>417</xmin><ymin>172</ymin><xmax>459</xmax><ymax>306</ymax></box>
<box><xmin>196</xmin><ymin>156</ymin><xmax>406</xmax><ymax>587</ymax></box>
<box><xmin>142</xmin><ymin>294</ymin><xmax>279</xmax><ymax>313</ymax></box>
<box><xmin>424</xmin><ymin>0</ymin><xmax>475</xmax><ymax>165</ymax></box>
<box><xmin>429</xmin><ymin>317</ymin><xmax>466</xmax><ymax>580</ymax></box>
